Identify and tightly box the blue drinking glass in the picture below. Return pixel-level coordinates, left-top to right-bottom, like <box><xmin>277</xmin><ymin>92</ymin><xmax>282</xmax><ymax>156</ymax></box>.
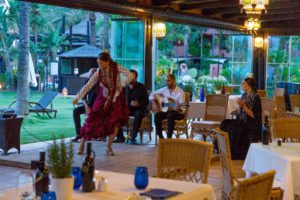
<box><xmin>41</xmin><ymin>191</ymin><xmax>56</xmax><ymax>200</ymax></box>
<box><xmin>134</xmin><ymin>166</ymin><xmax>149</xmax><ymax>190</ymax></box>
<box><xmin>72</xmin><ymin>166</ymin><xmax>82</xmax><ymax>190</ymax></box>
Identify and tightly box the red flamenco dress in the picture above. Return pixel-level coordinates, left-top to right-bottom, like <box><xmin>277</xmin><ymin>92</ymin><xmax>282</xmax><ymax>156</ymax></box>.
<box><xmin>74</xmin><ymin>62</ymin><xmax>132</xmax><ymax>140</ymax></box>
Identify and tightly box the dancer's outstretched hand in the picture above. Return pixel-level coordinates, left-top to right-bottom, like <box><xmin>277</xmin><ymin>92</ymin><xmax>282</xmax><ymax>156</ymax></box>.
<box><xmin>73</xmin><ymin>98</ymin><xmax>79</xmax><ymax>105</ymax></box>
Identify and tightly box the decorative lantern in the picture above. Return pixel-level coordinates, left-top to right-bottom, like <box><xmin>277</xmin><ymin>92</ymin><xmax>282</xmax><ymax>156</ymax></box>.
<box><xmin>153</xmin><ymin>22</ymin><xmax>166</xmax><ymax>40</ymax></box>
<box><xmin>0</xmin><ymin>83</ymin><xmax>3</xmax><ymax>89</ymax></box>
<box><xmin>254</xmin><ymin>37</ymin><xmax>264</xmax><ymax>48</ymax></box>
<box><xmin>240</xmin><ymin>0</ymin><xmax>269</xmax><ymax>14</ymax></box>
<box><xmin>62</xmin><ymin>87</ymin><xmax>68</xmax><ymax>97</ymax></box>
<box><xmin>245</xmin><ymin>18</ymin><xmax>261</xmax><ymax>31</ymax></box>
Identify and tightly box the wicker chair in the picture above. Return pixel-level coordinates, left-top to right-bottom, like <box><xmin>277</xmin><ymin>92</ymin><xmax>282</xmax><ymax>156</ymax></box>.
<box><xmin>261</xmin><ymin>97</ymin><xmax>275</xmax><ymax>117</ymax></box>
<box><xmin>126</xmin><ymin>113</ymin><xmax>152</xmax><ymax>144</ymax></box>
<box><xmin>190</xmin><ymin>94</ymin><xmax>229</xmax><ymax>140</ymax></box>
<box><xmin>234</xmin><ymin>170</ymin><xmax>275</xmax><ymax>200</ymax></box>
<box><xmin>271</xmin><ymin>118</ymin><xmax>300</xmax><ymax>142</ymax></box>
<box><xmin>161</xmin><ymin>92</ymin><xmax>190</xmax><ymax>139</ymax></box>
<box><xmin>124</xmin><ymin>91</ymin><xmax>152</xmax><ymax>144</ymax></box>
<box><xmin>257</xmin><ymin>90</ymin><xmax>267</xmax><ymax>98</ymax></box>
<box><xmin>274</xmin><ymin>96</ymin><xmax>286</xmax><ymax>118</ymax></box>
<box><xmin>274</xmin><ymin>88</ymin><xmax>285</xmax><ymax>97</ymax></box>
<box><xmin>225</xmin><ymin>86</ymin><xmax>234</xmax><ymax>95</ymax></box>
<box><xmin>289</xmin><ymin>95</ymin><xmax>300</xmax><ymax>113</ymax></box>
<box><xmin>214</xmin><ymin>128</ymin><xmax>284</xmax><ymax>200</ymax></box>
<box><xmin>157</xmin><ymin>139</ymin><xmax>213</xmax><ymax>183</ymax></box>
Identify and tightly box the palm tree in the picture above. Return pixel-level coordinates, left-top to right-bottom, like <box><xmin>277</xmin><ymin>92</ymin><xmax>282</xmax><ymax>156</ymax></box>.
<box><xmin>0</xmin><ymin>1</ymin><xmax>18</xmax><ymax>89</ymax></box>
<box><xmin>89</xmin><ymin>12</ymin><xmax>96</xmax><ymax>46</ymax></box>
<box><xmin>103</xmin><ymin>14</ymin><xmax>110</xmax><ymax>50</ymax></box>
<box><xmin>16</xmin><ymin>1</ymin><xmax>31</xmax><ymax>116</ymax></box>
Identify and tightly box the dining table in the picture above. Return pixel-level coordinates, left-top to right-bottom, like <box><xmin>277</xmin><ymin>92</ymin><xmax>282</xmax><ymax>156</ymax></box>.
<box><xmin>0</xmin><ymin>170</ymin><xmax>216</xmax><ymax>200</ymax></box>
<box><xmin>188</xmin><ymin>95</ymin><xmax>240</xmax><ymax>119</ymax></box>
<box><xmin>243</xmin><ymin>143</ymin><xmax>300</xmax><ymax>200</ymax></box>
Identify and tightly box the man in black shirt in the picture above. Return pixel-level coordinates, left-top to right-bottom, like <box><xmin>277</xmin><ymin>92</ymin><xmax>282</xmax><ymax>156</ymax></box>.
<box><xmin>72</xmin><ymin>68</ymin><xmax>98</xmax><ymax>142</ymax></box>
<box><xmin>115</xmin><ymin>69</ymin><xmax>149</xmax><ymax>144</ymax></box>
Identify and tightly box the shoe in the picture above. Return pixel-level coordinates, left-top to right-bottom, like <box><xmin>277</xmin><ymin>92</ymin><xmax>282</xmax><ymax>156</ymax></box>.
<box><xmin>105</xmin><ymin>147</ymin><xmax>115</xmax><ymax>156</ymax></box>
<box><xmin>113</xmin><ymin>138</ymin><xmax>125</xmax><ymax>143</ymax></box>
<box><xmin>77</xmin><ymin>141</ymin><xmax>85</xmax><ymax>155</ymax></box>
<box><xmin>72</xmin><ymin>136</ymin><xmax>81</xmax><ymax>142</ymax></box>
<box><xmin>129</xmin><ymin>140</ymin><xmax>138</xmax><ymax>145</ymax></box>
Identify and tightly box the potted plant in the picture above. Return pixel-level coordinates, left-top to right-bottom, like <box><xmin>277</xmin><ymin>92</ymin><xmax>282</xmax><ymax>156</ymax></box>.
<box><xmin>212</xmin><ymin>78</ymin><xmax>227</xmax><ymax>94</ymax></box>
<box><xmin>47</xmin><ymin>136</ymin><xmax>74</xmax><ymax>200</ymax></box>
<box><xmin>181</xmin><ymin>75</ymin><xmax>194</xmax><ymax>101</ymax></box>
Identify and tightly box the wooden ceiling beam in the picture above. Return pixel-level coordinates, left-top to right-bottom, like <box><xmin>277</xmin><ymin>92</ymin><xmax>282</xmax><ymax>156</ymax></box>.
<box><xmin>179</xmin><ymin>0</ymin><xmax>237</xmax><ymax>10</ymax></box>
<box><xmin>22</xmin><ymin>0</ymin><xmax>243</xmax><ymax>31</ymax></box>
<box><xmin>261</xmin><ymin>12</ymin><xmax>300</xmax><ymax>22</ymax></box>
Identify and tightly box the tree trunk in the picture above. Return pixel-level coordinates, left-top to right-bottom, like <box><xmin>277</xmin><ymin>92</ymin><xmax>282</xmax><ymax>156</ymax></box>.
<box><xmin>16</xmin><ymin>2</ymin><xmax>31</xmax><ymax>116</ymax></box>
<box><xmin>89</xmin><ymin>12</ymin><xmax>97</xmax><ymax>47</ymax></box>
<box><xmin>103</xmin><ymin>14</ymin><xmax>110</xmax><ymax>50</ymax></box>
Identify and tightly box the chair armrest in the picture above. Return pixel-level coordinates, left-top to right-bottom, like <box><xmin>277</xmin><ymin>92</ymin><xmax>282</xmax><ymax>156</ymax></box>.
<box><xmin>28</xmin><ymin>102</ymin><xmax>46</xmax><ymax>109</ymax></box>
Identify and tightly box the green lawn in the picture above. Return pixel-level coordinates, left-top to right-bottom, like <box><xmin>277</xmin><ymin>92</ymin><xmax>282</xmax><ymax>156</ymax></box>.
<box><xmin>0</xmin><ymin>91</ymin><xmax>77</xmax><ymax>144</ymax></box>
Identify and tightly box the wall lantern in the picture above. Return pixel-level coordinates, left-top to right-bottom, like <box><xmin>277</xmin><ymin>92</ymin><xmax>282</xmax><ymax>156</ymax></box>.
<box><xmin>153</xmin><ymin>22</ymin><xmax>166</xmax><ymax>40</ymax></box>
<box><xmin>245</xmin><ymin>18</ymin><xmax>261</xmax><ymax>31</ymax></box>
<box><xmin>254</xmin><ymin>37</ymin><xmax>264</xmax><ymax>48</ymax></box>
<box><xmin>240</xmin><ymin>0</ymin><xmax>269</xmax><ymax>14</ymax></box>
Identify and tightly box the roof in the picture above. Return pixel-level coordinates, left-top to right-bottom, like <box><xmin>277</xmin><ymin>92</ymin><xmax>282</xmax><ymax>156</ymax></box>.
<box><xmin>59</xmin><ymin>44</ymin><xmax>102</xmax><ymax>58</ymax></box>
<box><xmin>25</xmin><ymin>0</ymin><xmax>300</xmax><ymax>35</ymax></box>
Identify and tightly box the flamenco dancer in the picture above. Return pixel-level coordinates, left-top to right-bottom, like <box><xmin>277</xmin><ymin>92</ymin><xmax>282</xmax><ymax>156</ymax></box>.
<box><xmin>73</xmin><ymin>52</ymin><xmax>133</xmax><ymax>156</ymax></box>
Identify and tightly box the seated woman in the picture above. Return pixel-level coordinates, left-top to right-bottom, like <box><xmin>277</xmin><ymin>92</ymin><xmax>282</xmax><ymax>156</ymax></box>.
<box><xmin>221</xmin><ymin>76</ymin><xmax>262</xmax><ymax>160</ymax></box>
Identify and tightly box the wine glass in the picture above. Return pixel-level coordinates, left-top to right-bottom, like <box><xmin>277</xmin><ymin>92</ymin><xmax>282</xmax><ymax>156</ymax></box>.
<box><xmin>16</xmin><ymin>171</ymin><xmax>35</xmax><ymax>200</ymax></box>
<box><xmin>134</xmin><ymin>167</ymin><xmax>148</xmax><ymax>190</ymax></box>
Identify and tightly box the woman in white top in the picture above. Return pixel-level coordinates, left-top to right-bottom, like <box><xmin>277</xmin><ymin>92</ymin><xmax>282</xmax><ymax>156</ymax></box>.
<box><xmin>73</xmin><ymin>52</ymin><xmax>133</xmax><ymax>155</ymax></box>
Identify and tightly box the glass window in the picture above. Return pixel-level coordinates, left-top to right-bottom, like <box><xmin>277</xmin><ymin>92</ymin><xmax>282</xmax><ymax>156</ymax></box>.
<box><xmin>266</xmin><ymin>36</ymin><xmax>300</xmax><ymax>97</ymax></box>
<box><xmin>153</xmin><ymin>23</ymin><xmax>253</xmax><ymax>99</ymax></box>
<box><xmin>111</xmin><ymin>18</ymin><xmax>145</xmax><ymax>83</ymax></box>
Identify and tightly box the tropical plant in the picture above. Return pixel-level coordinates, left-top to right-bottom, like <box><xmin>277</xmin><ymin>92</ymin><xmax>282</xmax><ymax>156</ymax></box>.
<box><xmin>47</xmin><ymin>136</ymin><xmax>73</xmax><ymax>179</ymax></box>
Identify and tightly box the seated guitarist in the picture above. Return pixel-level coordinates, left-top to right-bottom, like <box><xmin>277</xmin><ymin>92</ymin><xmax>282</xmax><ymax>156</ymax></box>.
<box><xmin>150</xmin><ymin>74</ymin><xmax>186</xmax><ymax>139</ymax></box>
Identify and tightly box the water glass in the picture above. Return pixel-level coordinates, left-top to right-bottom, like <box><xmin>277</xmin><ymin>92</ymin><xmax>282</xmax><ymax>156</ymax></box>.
<box><xmin>16</xmin><ymin>171</ymin><xmax>35</xmax><ymax>200</ymax></box>
<box><xmin>72</xmin><ymin>166</ymin><xmax>82</xmax><ymax>190</ymax></box>
<box><xmin>41</xmin><ymin>191</ymin><xmax>57</xmax><ymax>200</ymax></box>
<box><xmin>134</xmin><ymin>166</ymin><xmax>149</xmax><ymax>190</ymax></box>
<box><xmin>294</xmin><ymin>106</ymin><xmax>299</xmax><ymax>114</ymax></box>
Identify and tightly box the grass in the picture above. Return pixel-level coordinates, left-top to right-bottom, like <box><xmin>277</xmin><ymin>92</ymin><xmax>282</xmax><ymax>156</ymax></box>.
<box><xmin>0</xmin><ymin>90</ymin><xmax>77</xmax><ymax>144</ymax></box>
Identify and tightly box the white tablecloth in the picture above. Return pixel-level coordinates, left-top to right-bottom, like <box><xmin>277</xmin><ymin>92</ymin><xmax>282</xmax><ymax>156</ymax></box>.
<box><xmin>243</xmin><ymin>143</ymin><xmax>300</xmax><ymax>200</ymax></box>
<box><xmin>0</xmin><ymin>170</ymin><xmax>216</xmax><ymax>200</ymax></box>
<box><xmin>188</xmin><ymin>95</ymin><xmax>240</xmax><ymax>119</ymax></box>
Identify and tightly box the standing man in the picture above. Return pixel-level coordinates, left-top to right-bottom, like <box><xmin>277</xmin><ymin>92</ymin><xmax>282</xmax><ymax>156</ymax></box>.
<box><xmin>151</xmin><ymin>74</ymin><xmax>186</xmax><ymax>139</ymax></box>
<box><xmin>72</xmin><ymin>68</ymin><xmax>98</xmax><ymax>142</ymax></box>
<box><xmin>114</xmin><ymin>69</ymin><xmax>149</xmax><ymax>144</ymax></box>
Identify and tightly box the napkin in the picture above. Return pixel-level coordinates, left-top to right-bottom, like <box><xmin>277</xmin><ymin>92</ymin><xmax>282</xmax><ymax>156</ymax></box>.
<box><xmin>140</xmin><ymin>189</ymin><xmax>181</xmax><ymax>199</ymax></box>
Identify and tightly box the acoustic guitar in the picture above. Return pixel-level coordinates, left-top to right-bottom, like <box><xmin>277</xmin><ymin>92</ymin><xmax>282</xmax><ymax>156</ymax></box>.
<box><xmin>151</xmin><ymin>95</ymin><xmax>189</xmax><ymax>113</ymax></box>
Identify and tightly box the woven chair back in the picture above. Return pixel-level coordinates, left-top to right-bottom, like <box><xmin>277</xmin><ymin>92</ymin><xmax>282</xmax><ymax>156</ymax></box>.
<box><xmin>257</xmin><ymin>90</ymin><xmax>267</xmax><ymax>98</ymax></box>
<box><xmin>290</xmin><ymin>95</ymin><xmax>300</xmax><ymax>113</ymax></box>
<box><xmin>204</xmin><ymin>94</ymin><xmax>229</xmax><ymax>121</ymax></box>
<box><xmin>157</xmin><ymin>139</ymin><xmax>212</xmax><ymax>183</ymax></box>
<box><xmin>234</xmin><ymin>170</ymin><xmax>275</xmax><ymax>200</ymax></box>
<box><xmin>261</xmin><ymin>97</ymin><xmax>275</xmax><ymax>120</ymax></box>
<box><xmin>214</xmin><ymin>128</ymin><xmax>235</xmax><ymax>200</ymax></box>
<box><xmin>274</xmin><ymin>96</ymin><xmax>286</xmax><ymax>114</ymax></box>
<box><xmin>272</xmin><ymin>118</ymin><xmax>300</xmax><ymax>142</ymax></box>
